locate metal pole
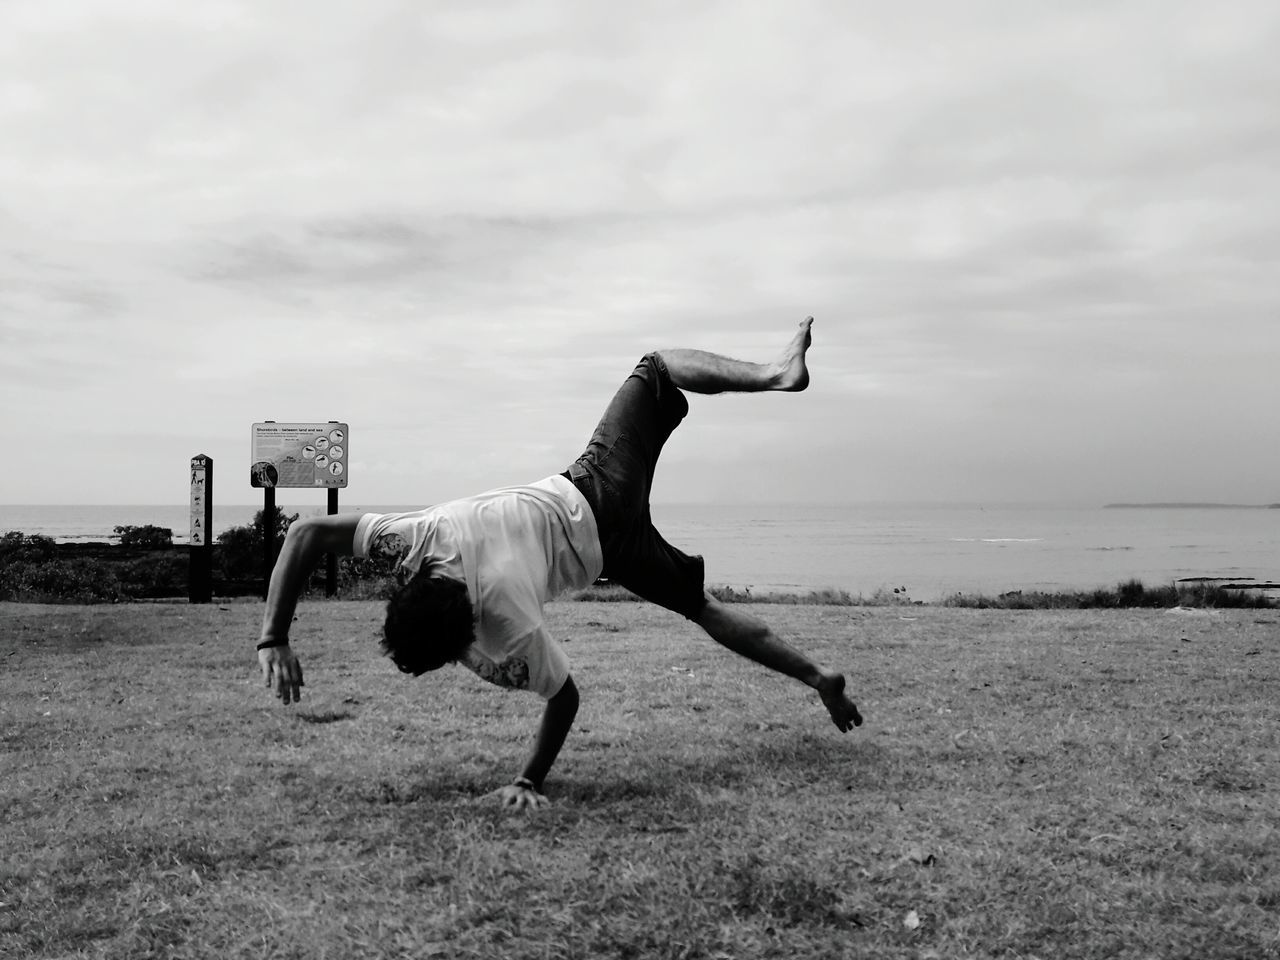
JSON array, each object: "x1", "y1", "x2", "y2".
[
  {"x1": 263, "y1": 485, "x2": 276, "y2": 599},
  {"x1": 326, "y1": 487, "x2": 339, "y2": 597}
]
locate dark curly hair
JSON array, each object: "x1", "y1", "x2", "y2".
[{"x1": 381, "y1": 574, "x2": 476, "y2": 675}]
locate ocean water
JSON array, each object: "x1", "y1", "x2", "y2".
[{"x1": 3, "y1": 502, "x2": 1277, "y2": 601}]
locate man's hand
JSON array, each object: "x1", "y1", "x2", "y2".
[
  {"x1": 259, "y1": 644, "x2": 304, "y2": 705},
  {"x1": 492, "y1": 781, "x2": 551, "y2": 812}
]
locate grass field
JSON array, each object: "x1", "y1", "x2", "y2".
[{"x1": 2, "y1": 599, "x2": 1278, "y2": 959}]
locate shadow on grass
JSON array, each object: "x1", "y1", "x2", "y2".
[
  {"x1": 332, "y1": 734, "x2": 909, "y2": 808},
  {"x1": 558, "y1": 775, "x2": 684, "y2": 804},
  {"x1": 311, "y1": 731, "x2": 908, "y2": 819},
  {"x1": 351, "y1": 765, "x2": 727, "y2": 807},
  {"x1": 738, "y1": 734, "x2": 897, "y2": 785},
  {"x1": 294, "y1": 710, "x2": 355, "y2": 725}
]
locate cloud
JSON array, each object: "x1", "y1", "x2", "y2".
[{"x1": 2, "y1": 0, "x2": 1279, "y2": 504}]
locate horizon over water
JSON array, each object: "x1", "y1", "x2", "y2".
[{"x1": 3, "y1": 501, "x2": 1278, "y2": 602}]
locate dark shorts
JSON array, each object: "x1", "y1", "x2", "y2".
[{"x1": 563, "y1": 353, "x2": 707, "y2": 620}]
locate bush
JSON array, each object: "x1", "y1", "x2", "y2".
[
  {"x1": 0, "y1": 531, "x2": 57, "y2": 565},
  {"x1": 118, "y1": 554, "x2": 189, "y2": 598},
  {"x1": 570, "y1": 581, "x2": 643, "y2": 602},
  {"x1": 318, "y1": 556, "x2": 399, "y2": 600},
  {"x1": 708, "y1": 584, "x2": 860, "y2": 605},
  {"x1": 212, "y1": 512, "x2": 401, "y2": 597},
  {"x1": 0, "y1": 558, "x2": 124, "y2": 603},
  {"x1": 942, "y1": 579, "x2": 1274, "y2": 610},
  {"x1": 0, "y1": 530, "x2": 139, "y2": 601},
  {"x1": 216, "y1": 509, "x2": 298, "y2": 581},
  {"x1": 114, "y1": 525, "x2": 173, "y2": 549},
  {"x1": 568, "y1": 582, "x2": 861, "y2": 606}
]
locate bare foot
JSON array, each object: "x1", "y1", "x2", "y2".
[
  {"x1": 771, "y1": 316, "x2": 813, "y2": 391},
  {"x1": 817, "y1": 670, "x2": 862, "y2": 732}
]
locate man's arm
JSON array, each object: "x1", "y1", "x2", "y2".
[
  {"x1": 496, "y1": 674, "x2": 579, "y2": 810},
  {"x1": 257, "y1": 514, "x2": 363, "y2": 705}
]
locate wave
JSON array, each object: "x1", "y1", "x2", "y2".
[{"x1": 950, "y1": 537, "x2": 1045, "y2": 543}]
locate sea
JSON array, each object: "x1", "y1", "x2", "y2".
[{"x1": 3, "y1": 502, "x2": 1278, "y2": 602}]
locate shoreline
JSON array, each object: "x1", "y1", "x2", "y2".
[
  {"x1": 43, "y1": 543, "x2": 1280, "y2": 603},
  {"x1": 6, "y1": 516, "x2": 1279, "y2": 606}
]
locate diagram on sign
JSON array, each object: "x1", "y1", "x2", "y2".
[
  {"x1": 190, "y1": 455, "x2": 211, "y2": 546},
  {"x1": 251, "y1": 423, "x2": 350, "y2": 488}
]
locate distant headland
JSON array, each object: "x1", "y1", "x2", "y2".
[{"x1": 1103, "y1": 502, "x2": 1280, "y2": 509}]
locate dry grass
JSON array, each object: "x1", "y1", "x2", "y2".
[{"x1": 2, "y1": 600, "x2": 1278, "y2": 958}]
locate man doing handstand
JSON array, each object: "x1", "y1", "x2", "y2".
[{"x1": 257, "y1": 318, "x2": 862, "y2": 809}]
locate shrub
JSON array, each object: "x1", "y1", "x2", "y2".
[
  {"x1": 1177, "y1": 581, "x2": 1274, "y2": 609},
  {"x1": 216, "y1": 509, "x2": 298, "y2": 581},
  {"x1": 709, "y1": 584, "x2": 755, "y2": 603},
  {"x1": 211, "y1": 513, "x2": 400, "y2": 597},
  {"x1": 0, "y1": 558, "x2": 124, "y2": 603},
  {"x1": 570, "y1": 581, "x2": 643, "y2": 602},
  {"x1": 114, "y1": 524, "x2": 174, "y2": 549},
  {"x1": 0, "y1": 531, "x2": 138, "y2": 602},
  {"x1": 303, "y1": 555, "x2": 399, "y2": 600},
  {"x1": 117, "y1": 554, "x2": 189, "y2": 598},
  {"x1": 942, "y1": 579, "x2": 1274, "y2": 610},
  {"x1": 568, "y1": 582, "x2": 860, "y2": 606},
  {"x1": 709, "y1": 584, "x2": 860, "y2": 605},
  {"x1": 867, "y1": 585, "x2": 915, "y2": 606},
  {"x1": 0, "y1": 531, "x2": 57, "y2": 565},
  {"x1": 1115, "y1": 577, "x2": 1178, "y2": 607}
]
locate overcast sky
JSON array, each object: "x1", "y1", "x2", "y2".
[{"x1": 3, "y1": 0, "x2": 1277, "y2": 508}]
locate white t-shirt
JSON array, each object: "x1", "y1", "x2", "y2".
[{"x1": 353, "y1": 474, "x2": 603, "y2": 700}]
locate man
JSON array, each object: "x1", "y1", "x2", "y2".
[{"x1": 257, "y1": 318, "x2": 862, "y2": 809}]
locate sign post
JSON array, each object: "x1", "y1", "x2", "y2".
[
  {"x1": 189, "y1": 455, "x2": 213, "y2": 604},
  {"x1": 262, "y1": 485, "x2": 276, "y2": 599},
  {"x1": 327, "y1": 487, "x2": 339, "y2": 597},
  {"x1": 250, "y1": 421, "x2": 349, "y2": 599}
]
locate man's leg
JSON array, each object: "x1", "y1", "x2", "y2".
[
  {"x1": 696, "y1": 595, "x2": 863, "y2": 732},
  {"x1": 657, "y1": 317, "x2": 861, "y2": 731},
  {"x1": 658, "y1": 317, "x2": 813, "y2": 394},
  {"x1": 584, "y1": 316, "x2": 862, "y2": 731}
]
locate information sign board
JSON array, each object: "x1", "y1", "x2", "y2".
[
  {"x1": 250, "y1": 422, "x2": 349, "y2": 488},
  {"x1": 190, "y1": 455, "x2": 212, "y2": 544}
]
